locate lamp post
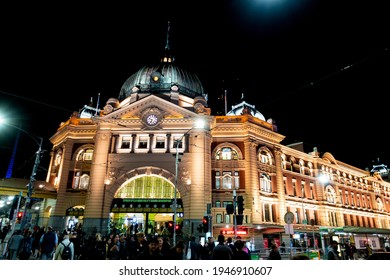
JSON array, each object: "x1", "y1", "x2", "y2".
[
  {"x1": 173, "y1": 118, "x2": 206, "y2": 245},
  {"x1": 0, "y1": 118, "x2": 43, "y2": 229}
]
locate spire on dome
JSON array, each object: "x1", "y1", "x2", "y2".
[{"x1": 161, "y1": 21, "x2": 174, "y2": 63}]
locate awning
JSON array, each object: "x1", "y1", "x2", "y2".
[
  {"x1": 343, "y1": 226, "x2": 390, "y2": 235},
  {"x1": 254, "y1": 225, "x2": 285, "y2": 234},
  {"x1": 320, "y1": 226, "x2": 390, "y2": 235}
]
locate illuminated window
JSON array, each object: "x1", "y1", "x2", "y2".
[
  {"x1": 121, "y1": 136, "x2": 131, "y2": 149},
  {"x1": 215, "y1": 172, "x2": 221, "y2": 189},
  {"x1": 215, "y1": 147, "x2": 238, "y2": 160},
  {"x1": 72, "y1": 148, "x2": 93, "y2": 190},
  {"x1": 215, "y1": 171, "x2": 240, "y2": 189},
  {"x1": 260, "y1": 173, "x2": 272, "y2": 192},
  {"x1": 325, "y1": 186, "x2": 336, "y2": 203},
  {"x1": 155, "y1": 136, "x2": 166, "y2": 149},
  {"x1": 172, "y1": 135, "x2": 184, "y2": 150},
  {"x1": 138, "y1": 136, "x2": 149, "y2": 149}
]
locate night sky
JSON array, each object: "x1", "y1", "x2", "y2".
[{"x1": 0, "y1": 1, "x2": 389, "y2": 180}]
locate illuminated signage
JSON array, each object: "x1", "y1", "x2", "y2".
[
  {"x1": 111, "y1": 198, "x2": 183, "y2": 213},
  {"x1": 220, "y1": 230, "x2": 247, "y2": 235}
]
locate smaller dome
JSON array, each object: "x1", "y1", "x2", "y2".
[
  {"x1": 106, "y1": 98, "x2": 120, "y2": 108},
  {"x1": 227, "y1": 101, "x2": 266, "y2": 121}
]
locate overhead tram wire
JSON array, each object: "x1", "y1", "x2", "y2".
[
  {"x1": 259, "y1": 47, "x2": 389, "y2": 109},
  {"x1": 0, "y1": 89, "x2": 74, "y2": 114}
]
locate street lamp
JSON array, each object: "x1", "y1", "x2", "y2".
[
  {"x1": 0, "y1": 118, "x2": 43, "y2": 229},
  {"x1": 173, "y1": 118, "x2": 205, "y2": 245}
]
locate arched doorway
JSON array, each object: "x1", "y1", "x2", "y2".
[{"x1": 110, "y1": 174, "x2": 183, "y2": 237}]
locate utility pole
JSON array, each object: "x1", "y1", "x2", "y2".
[{"x1": 233, "y1": 189, "x2": 237, "y2": 239}]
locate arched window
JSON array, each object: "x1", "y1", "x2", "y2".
[
  {"x1": 116, "y1": 175, "x2": 179, "y2": 199},
  {"x1": 215, "y1": 147, "x2": 238, "y2": 160},
  {"x1": 325, "y1": 185, "x2": 336, "y2": 203},
  {"x1": 72, "y1": 148, "x2": 94, "y2": 190},
  {"x1": 259, "y1": 150, "x2": 272, "y2": 165},
  {"x1": 377, "y1": 197, "x2": 384, "y2": 211}
]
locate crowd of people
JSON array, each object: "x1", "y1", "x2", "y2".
[
  {"x1": 1, "y1": 225, "x2": 254, "y2": 260},
  {"x1": 4, "y1": 224, "x2": 387, "y2": 260}
]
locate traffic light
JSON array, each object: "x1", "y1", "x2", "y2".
[
  {"x1": 237, "y1": 195, "x2": 244, "y2": 214},
  {"x1": 17, "y1": 211, "x2": 23, "y2": 222},
  {"x1": 202, "y1": 216, "x2": 209, "y2": 233},
  {"x1": 226, "y1": 203, "x2": 234, "y2": 214},
  {"x1": 166, "y1": 221, "x2": 174, "y2": 235}
]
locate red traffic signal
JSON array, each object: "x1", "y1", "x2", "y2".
[
  {"x1": 202, "y1": 216, "x2": 209, "y2": 233},
  {"x1": 17, "y1": 212, "x2": 23, "y2": 221}
]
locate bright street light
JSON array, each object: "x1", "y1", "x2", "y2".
[{"x1": 0, "y1": 116, "x2": 43, "y2": 229}]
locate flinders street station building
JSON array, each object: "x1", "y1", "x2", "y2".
[{"x1": 1, "y1": 41, "x2": 390, "y2": 253}]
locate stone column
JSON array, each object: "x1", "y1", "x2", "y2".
[
  {"x1": 83, "y1": 129, "x2": 111, "y2": 235},
  {"x1": 274, "y1": 147, "x2": 287, "y2": 224},
  {"x1": 244, "y1": 140, "x2": 262, "y2": 224},
  {"x1": 50, "y1": 140, "x2": 74, "y2": 230}
]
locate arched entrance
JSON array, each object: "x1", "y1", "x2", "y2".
[
  {"x1": 109, "y1": 174, "x2": 183, "y2": 237},
  {"x1": 65, "y1": 205, "x2": 84, "y2": 232}
]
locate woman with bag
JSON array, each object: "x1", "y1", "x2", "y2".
[{"x1": 186, "y1": 236, "x2": 199, "y2": 260}]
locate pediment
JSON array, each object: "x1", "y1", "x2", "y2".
[{"x1": 100, "y1": 94, "x2": 199, "y2": 123}]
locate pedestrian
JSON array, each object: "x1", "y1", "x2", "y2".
[
  {"x1": 268, "y1": 244, "x2": 282, "y2": 260},
  {"x1": 232, "y1": 240, "x2": 251, "y2": 260},
  {"x1": 89, "y1": 232, "x2": 107, "y2": 260},
  {"x1": 327, "y1": 240, "x2": 340, "y2": 260},
  {"x1": 186, "y1": 236, "x2": 200, "y2": 260},
  {"x1": 211, "y1": 234, "x2": 233, "y2": 260},
  {"x1": 280, "y1": 241, "x2": 286, "y2": 253},
  {"x1": 18, "y1": 230, "x2": 33, "y2": 260},
  {"x1": 170, "y1": 239, "x2": 185, "y2": 260},
  {"x1": 7, "y1": 230, "x2": 24, "y2": 260},
  {"x1": 54, "y1": 233, "x2": 74, "y2": 260},
  {"x1": 350, "y1": 242, "x2": 358, "y2": 260},
  {"x1": 39, "y1": 226, "x2": 58, "y2": 260},
  {"x1": 136, "y1": 237, "x2": 164, "y2": 260},
  {"x1": 343, "y1": 241, "x2": 351, "y2": 260}
]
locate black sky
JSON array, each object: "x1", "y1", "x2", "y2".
[{"x1": 0, "y1": 1, "x2": 389, "y2": 179}]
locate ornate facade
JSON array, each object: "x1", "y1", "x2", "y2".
[{"x1": 42, "y1": 42, "x2": 390, "y2": 252}]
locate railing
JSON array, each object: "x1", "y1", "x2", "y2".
[{"x1": 251, "y1": 247, "x2": 322, "y2": 260}]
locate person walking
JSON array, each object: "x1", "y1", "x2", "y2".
[
  {"x1": 232, "y1": 240, "x2": 251, "y2": 260},
  {"x1": 211, "y1": 234, "x2": 233, "y2": 260},
  {"x1": 327, "y1": 240, "x2": 340, "y2": 260},
  {"x1": 18, "y1": 230, "x2": 33, "y2": 260},
  {"x1": 186, "y1": 236, "x2": 200, "y2": 260},
  {"x1": 268, "y1": 244, "x2": 282, "y2": 260},
  {"x1": 39, "y1": 226, "x2": 58, "y2": 260},
  {"x1": 89, "y1": 232, "x2": 107, "y2": 260},
  {"x1": 7, "y1": 230, "x2": 24, "y2": 260},
  {"x1": 54, "y1": 233, "x2": 74, "y2": 260},
  {"x1": 350, "y1": 242, "x2": 358, "y2": 260},
  {"x1": 343, "y1": 241, "x2": 351, "y2": 260}
]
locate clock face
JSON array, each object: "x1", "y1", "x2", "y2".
[
  {"x1": 284, "y1": 212, "x2": 295, "y2": 224},
  {"x1": 146, "y1": 114, "x2": 158, "y2": 126}
]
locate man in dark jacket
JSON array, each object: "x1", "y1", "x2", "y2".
[
  {"x1": 211, "y1": 234, "x2": 233, "y2": 260},
  {"x1": 40, "y1": 226, "x2": 58, "y2": 260}
]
